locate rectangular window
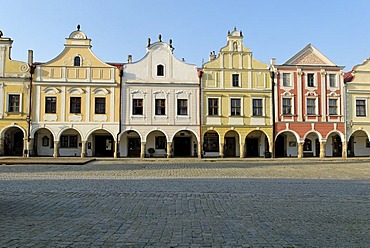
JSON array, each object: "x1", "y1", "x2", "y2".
[
  {"x1": 155, "y1": 99, "x2": 166, "y2": 115},
  {"x1": 232, "y1": 74, "x2": 239, "y2": 87},
  {"x1": 307, "y1": 98, "x2": 316, "y2": 115},
  {"x1": 8, "y1": 94, "x2": 20, "y2": 112},
  {"x1": 60, "y1": 135, "x2": 78, "y2": 148},
  {"x1": 70, "y1": 97, "x2": 81, "y2": 114},
  {"x1": 307, "y1": 73, "x2": 315, "y2": 87},
  {"x1": 177, "y1": 99, "x2": 188, "y2": 115},
  {"x1": 95, "y1": 97, "x2": 106, "y2": 114},
  {"x1": 356, "y1": 99, "x2": 366, "y2": 117},
  {"x1": 230, "y1": 99, "x2": 241, "y2": 116},
  {"x1": 132, "y1": 99, "x2": 143, "y2": 115},
  {"x1": 155, "y1": 136, "x2": 166, "y2": 149},
  {"x1": 282, "y1": 98, "x2": 292, "y2": 115},
  {"x1": 252, "y1": 99, "x2": 263, "y2": 116},
  {"x1": 329, "y1": 74, "x2": 336, "y2": 88},
  {"x1": 45, "y1": 97, "x2": 57, "y2": 113},
  {"x1": 329, "y1": 99, "x2": 337, "y2": 115},
  {"x1": 208, "y1": 98, "x2": 218, "y2": 116},
  {"x1": 282, "y1": 73, "x2": 291, "y2": 87}
]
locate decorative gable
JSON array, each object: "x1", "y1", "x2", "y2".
[{"x1": 284, "y1": 44, "x2": 336, "y2": 66}]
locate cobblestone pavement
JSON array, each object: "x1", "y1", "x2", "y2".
[{"x1": 0, "y1": 160, "x2": 369, "y2": 247}]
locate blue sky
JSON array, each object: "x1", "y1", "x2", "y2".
[{"x1": 2, "y1": 0, "x2": 370, "y2": 70}]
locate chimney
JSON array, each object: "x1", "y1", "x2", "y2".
[
  {"x1": 127, "y1": 55, "x2": 132, "y2": 63},
  {"x1": 270, "y1": 58, "x2": 276, "y2": 66},
  {"x1": 209, "y1": 51, "x2": 216, "y2": 61},
  {"x1": 28, "y1": 50, "x2": 33, "y2": 65}
]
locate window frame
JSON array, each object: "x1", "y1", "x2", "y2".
[
  {"x1": 94, "y1": 97, "x2": 106, "y2": 114},
  {"x1": 232, "y1": 74, "x2": 239, "y2": 87},
  {"x1": 155, "y1": 136, "x2": 166, "y2": 149},
  {"x1": 328, "y1": 73, "x2": 337, "y2": 88},
  {"x1": 356, "y1": 99, "x2": 366, "y2": 117},
  {"x1": 208, "y1": 98, "x2": 219, "y2": 116},
  {"x1": 132, "y1": 98, "x2": 143, "y2": 115},
  {"x1": 60, "y1": 135, "x2": 78, "y2": 148},
  {"x1": 252, "y1": 98, "x2": 263, "y2": 116},
  {"x1": 328, "y1": 99, "x2": 338, "y2": 115},
  {"x1": 8, "y1": 94, "x2": 21, "y2": 113},
  {"x1": 156, "y1": 64, "x2": 164, "y2": 77},
  {"x1": 74, "y1": 56, "x2": 81, "y2": 67},
  {"x1": 306, "y1": 98, "x2": 316, "y2": 115},
  {"x1": 230, "y1": 98, "x2": 241, "y2": 116},
  {"x1": 155, "y1": 99, "x2": 166, "y2": 115},
  {"x1": 177, "y1": 99, "x2": 188, "y2": 116},
  {"x1": 307, "y1": 73, "x2": 315, "y2": 87},
  {"x1": 282, "y1": 97, "x2": 292, "y2": 115},
  {"x1": 282, "y1": 73, "x2": 291, "y2": 87},
  {"x1": 45, "y1": 96, "x2": 57, "y2": 114},
  {"x1": 70, "y1": 97, "x2": 81, "y2": 114}
]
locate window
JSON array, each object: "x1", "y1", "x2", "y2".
[
  {"x1": 252, "y1": 99, "x2": 263, "y2": 116},
  {"x1": 303, "y1": 139, "x2": 312, "y2": 151},
  {"x1": 45, "y1": 97, "x2": 57, "y2": 113},
  {"x1": 74, "y1": 56, "x2": 81, "y2": 66},
  {"x1": 307, "y1": 98, "x2": 316, "y2": 115},
  {"x1": 95, "y1": 97, "x2": 105, "y2": 114},
  {"x1": 177, "y1": 99, "x2": 188, "y2": 115},
  {"x1": 155, "y1": 99, "x2": 166, "y2": 115},
  {"x1": 329, "y1": 99, "x2": 337, "y2": 115},
  {"x1": 155, "y1": 136, "x2": 166, "y2": 149},
  {"x1": 203, "y1": 132, "x2": 219, "y2": 152},
  {"x1": 208, "y1": 98, "x2": 218, "y2": 116},
  {"x1": 232, "y1": 74, "x2": 239, "y2": 87},
  {"x1": 231, "y1": 99, "x2": 241, "y2": 116},
  {"x1": 282, "y1": 73, "x2": 291, "y2": 87},
  {"x1": 356, "y1": 99, "x2": 366, "y2": 117},
  {"x1": 70, "y1": 97, "x2": 81, "y2": 114},
  {"x1": 133, "y1": 99, "x2": 143, "y2": 115},
  {"x1": 157, "y1": 64, "x2": 164, "y2": 76},
  {"x1": 282, "y1": 98, "x2": 292, "y2": 115},
  {"x1": 8, "y1": 94, "x2": 20, "y2": 112},
  {"x1": 60, "y1": 135, "x2": 78, "y2": 148},
  {"x1": 329, "y1": 74, "x2": 336, "y2": 88},
  {"x1": 42, "y1": 136, "x2": 49, "y2": 147},
  {"x1": 307, "y1": 73, "x2": 315, "y2": 87}
]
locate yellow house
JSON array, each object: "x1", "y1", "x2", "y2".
[
  {"x1": 0, "y1": 31, "x2": 31, "y2": 156},
  {"x1": 345, "y1": 59, "x2": 370, "y2": 157},
  {"x1": 31, "y1": 26, "x2": 121, "y2": 157},
  {"x1": 202, "y1": 28, "x2": 273, "y2": 158}
]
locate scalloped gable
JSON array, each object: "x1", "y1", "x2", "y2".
[{"x1": 284, "y1": 44, "x2": 336, "y2": 66}]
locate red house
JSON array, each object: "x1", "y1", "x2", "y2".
[{"x1": 272, "y1": 44, "x2": 345, "y2": 158}]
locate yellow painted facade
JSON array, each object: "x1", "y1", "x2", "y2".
[
  {"x1": 202, "y1": 28, "x2": 273, "y2": 157},
  {"x1": 0, "y1": 33, "x2": 31, "y2": 156},
  {"x1": 31, "y1": 27, "x2": 121, "y2": 157}
]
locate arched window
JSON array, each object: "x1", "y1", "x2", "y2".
[
  {"x1": 74, "y1": 56, "x2": 81, "y2": 66},
  {"x1": 157, "y1": 64, "x2": 164, "y2": 76},
  {"x1": 42, "y1": 136, "x2": 50, "y2": 146}
]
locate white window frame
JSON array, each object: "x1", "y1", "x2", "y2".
[
  {"x1": 231, "y1": 73, "x2": 240, "y2": 87},
  {"x1": 328, "y1": 98, "x2": 339, "y2": 116},
  {"x1": 328, "y1": 73, "x2": 338, "y2": 89},
  {"x1": 306, "y1": 98, "x2": 317, "y2": 115},
  {"x1": 6, "y1": 93, "x2": 22, "y2": 114},
  {"x1": 355, "y1": 98, "x2": 367, "y2": 117},
  {"x1": 230, "y1": 97, "x2": 242, "y2": 117},
  {"x1": 282, "y1": 72, "x2": 292, "y2": 87},
  {"x1": 306, "y1": 72, "x2": 316, "y2": 88},
  {"x1": 251, "y1": 97, "x2": 264, "y2": 117},
  {"x1": 207, "y1": 96, "x2": 221, "y2": 117},
  {"x1": 156, "y1": 64, "x2": 165, "y2": 77}
]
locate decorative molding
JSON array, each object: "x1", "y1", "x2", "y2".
[
  {"x1": 175, "y1": 90, "x2": 191, "y2": 96},
  {"x1": 43, "y1": 87, "x2": 60, "y2": 95},
  {"x1": 153, "y1": 90, "x2": 169, "y2": 95},
  {"x1": 68, "y1": 87, "x2": 85, "y2": 95},
  {"x1": 305, "y1": 91, "x2": 318, "y2": 97},
  {"x1": 93, "y1": 88, "x2": 110, "y2": 95},
  {"x1": 93, "y1": 114, "x2": 107, "y2": 122},
  {"x1": 68, "y1": 115, "x2": 82, "y2": 121},
  {"x1": 130, "y1": 89, "x2": 146, "y2": 95},
  {"x1": 43, "y1": 114, "x2": 58, "y2": 121}
]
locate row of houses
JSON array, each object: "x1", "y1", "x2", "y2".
[{"x1": 0, "y1": 26, "x2": 369, "y2": 158}]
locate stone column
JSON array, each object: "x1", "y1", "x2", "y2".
[
  {"x1": 23, "y1": 137, "x2": 28, "y2": 157},
  {"x1": 81, "y1": 141, "x2": 86, "y2": 158},
  {"x1": 342, "y1": 141, "x2": 347, "y2": 158},
  {"x1": 240, "y1": 143, "x2": 245, "y2": 158},
  {"x1": 166, "y1": 142, "x2": 172, "y2": 158},
  {"x1": 298, "y1": 142, "x2": 304, "y2": 158},
  {"x1": 28, "y1": 138, "x2": 34, "y2": 157},
  {"x1": 140, "y1": 142, "x2": 146, "y2": 158},
  {"x1": 53, "y1": 141, "x2": 59, "y2": 158},
  {"x1": 319, "y1": 142, "x2": 326, "y2": 158},
  {"x1": 219, "y1": 142, "x2": 224, "y2": 158},
  {"x1": 198, "y1": 142, "x2": 202, "y2": 158},
  {"x1": 0, "y1": 137, "x2": 4, "y2": 156},
  {"x1": 269, "y1": 141, "x2": 274, "y2": 158},
  {"x1": 113, "y1": 140, "x2": 119, "y2": 158}
]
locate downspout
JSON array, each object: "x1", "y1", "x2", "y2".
[
  {"x1": 198, "y1": 69, "x2": 203, "y2": 158},
  {"x1": 117, "y1": 67, "x2": 123, "y2": 158},
  {"x1": 269, "y1": 59, "x2": 276, "y2": 158},
  {"x1": 27, "y1": 50, "x2": 34, "y2": 157}
]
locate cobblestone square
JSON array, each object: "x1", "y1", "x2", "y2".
[{"x1": 0, "y1": 159, "x2": 369, "y2": 247}]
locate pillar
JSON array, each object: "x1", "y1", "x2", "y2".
[
  {"x1": 342, "y1": 141, "x2": 347, "y2": 158},
  {"x1": 269, "y1": 141, "x2": 274, "y2": 158},
  {"x1": 198, "y1": 141, "x2": 202, "y2": 158},
  {"x1": 298, "y1": 142, "x2": 304, "y2": 158},
  {"x1": 81, "y1": 141, "x2": 86, "y2": 158},
  {"x1": 28, "y1": 138, "x2": 34, "y2": 157},
  {"x1": 113, "y1": 140, "x2": 119, "y2": 158},
  {"x1": 240, "y1": 143, "x2": 245, "y2": 158},
  {"x1": 219, "y1": 142, "x2": 224, "y2": 158},
  {"x1": 166, "y1": 142, "x2": 172, "y2": 158},
  {"x1": 140, "y1": 142, "x2": 146, "y2": 158},
  {"x1": 23, "y1": 137, "x2": 28, "y2": 157},
  {"x1": 53, "y1": 141, "x2": 59, "y2": 158},
  {"x1": 319, "y1": 142, "x2": 326, "y2": 158},
  {"x1": 0, "y1": 137, "x2": 4, "y2": 156}
]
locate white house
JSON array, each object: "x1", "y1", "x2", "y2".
[{"x1": 119, "y1": 36, "x2": 200, "y2": 158}]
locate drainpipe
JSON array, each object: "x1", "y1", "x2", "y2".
[
  {"x1": 117, "y1": 67, "x2": 123, "y2": 158},
  {"x1": 27, "y1": 50, "x2": 34, "y2": 157},
  {"x1": 269, "y1": 60, "x2": 276, "y2": 158},
  {"x1": 198, "y1": 69, "x2": 203, "y2": 158}
]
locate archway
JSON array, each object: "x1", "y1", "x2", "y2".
[
  {"x1": 87, "y1": 129, "x2": 114, "y2": 157},
  {"x1": 173, "y1": 130, "x2": 198, "y2": 157},
  {"x1": 348, "y1": 130, "x2": 370, "y2": 157},
  {"x1": 146, "y1": 130, "x2": 167, "y2": 157},
  {"x1": 58, "y1": 129, "x2": 82, "y2": 157},
  {"x1": 303, "y1": 132, "x2": 320, "y2": 157},
  {"x1": 275, "y1": 131, "x2": 298, "y2": 158},
  {"x1": 326, "y1": 132, "x2": 343, "y2": 157},
  {"x1": 224, "y1": 130, "x2": 240, "y2": 157},
  {"x1": 33, "y1": 128, "x2": 54, "y2": 156},
  {"x1": 120, "y1": 130, "x2": 141, "y2": 157},
  {"x1": 3, "y1": 127, "x2": 24, "y2": 156},
  {"x1": 203, "y1": 131, "x2": 219, "y2": 157},
  {"x1": 245, "y1": 130, "x2": 268, "y2": 157}
]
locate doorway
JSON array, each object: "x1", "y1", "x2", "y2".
[
  {"x1": 173, "y1": 137, "x2": 191, "y2": 157},
  {"x1": 95, "y1": 135, "x2": 114, "y2": 157},
  {"x1": 128, "y1": 138, "x2": 141, "y2": 157},
  {"x1": 224, "y1": 137, "x2": 236, "y2": 157},
  {"x1": 246, "y1": 138, "x2": 259, "y2": 157}
]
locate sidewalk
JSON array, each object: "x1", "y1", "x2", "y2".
[{"x1": 0, "y1": 157, "x2": 95, "y2": 165}]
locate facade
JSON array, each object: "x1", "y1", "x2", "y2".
[
  {"x1": 119, "y1": 36, "x2": 200, "y2": 158},
  {"x1": 31, "y1": 26, "x2": 121, "y2": 157},
  {"x1": 273, "y1": 44, "x2": 346, "y2": 158},
  {"x1": 344, "y1": 60, "x2": 370, "y2": 157},
  {"x1": 202, "y1": 28, "x2": 273, "y2": 158},
  {"x1": 0, "y1": 31, "x2": 31, "y2": 156}
]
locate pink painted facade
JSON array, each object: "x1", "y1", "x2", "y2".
[{"x1": 272, "y1": 44, "x2": 345, "y2": 158}]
